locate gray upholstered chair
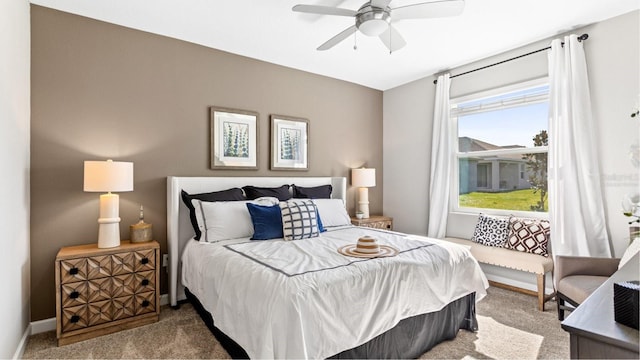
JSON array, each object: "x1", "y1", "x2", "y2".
[{"x1": 555, "y1": 256, "x2": 620, "y2": 320}]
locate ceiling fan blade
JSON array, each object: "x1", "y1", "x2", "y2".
[
  {"x1": 379, "y1": 26, "x2": 407, "y2": 52},
  {"x1": 292, "y1": 4, "x2": 357, "y2": 17},
  {"x1": 370, "y1": 0, "x2": 392, "y2": 8},
  {"x1": 391, "y1": 0, "x2": 464, "y2": 20},
  {"x1": 317, "y1": 25, "x2": 357, "y2": 51}
]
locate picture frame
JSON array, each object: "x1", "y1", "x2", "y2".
[
  {"x1": 270, "y1": 115, "x2": 309, "y2": 171},
  {"x1": 210, "y1": 107, "x2": 259, "y2": 169}
]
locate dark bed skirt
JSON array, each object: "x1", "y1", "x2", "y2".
[{"x1": 184, "y1": 287, "x2": 477, "y2": 359}]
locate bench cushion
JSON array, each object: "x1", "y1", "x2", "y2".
[{"x1": 443, "y1": 237, "x2": 554, "y2": 274}]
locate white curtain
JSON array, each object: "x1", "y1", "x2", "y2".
[
  {"x1": 548, "y1": 34, "x2": 611, "y2": 257},
  {"x1": 427, "y1": 73, "x2": 451, "y2": 238}
]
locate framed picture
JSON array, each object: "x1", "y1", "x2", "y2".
[
  {"x1": 270, "y1": 115, "x2": 309, "y2": 171},
  {"x1": 210, "y1": 107, "x2": 259, "y2": 169}
]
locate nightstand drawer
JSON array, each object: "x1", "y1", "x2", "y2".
[
  {"x1": 134, "y1": 291, "x2": 156, "y2": 315},
  {"x1": 134, "y1": 270, "x2": 156, "y2": 293},
  {"x1": 133, "y1": 249, "x2": 156, "y2": 272},
  {"x1": 59, "y1": 258, "x2": 88, "y2": 284},
  {"x1": 60, "y1": 282, "x2": 89, "y2": 307},
  {"x1": 61, "y1": 304, "x2": 88, "y2": 332}
]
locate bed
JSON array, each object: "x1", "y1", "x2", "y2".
[{"x1": 167, "y1": 176, "x2": 488, "y2": 359}]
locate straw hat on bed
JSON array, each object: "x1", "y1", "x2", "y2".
[{"x1": 338, "y1": 236, "x2": 398, "y2": 258}]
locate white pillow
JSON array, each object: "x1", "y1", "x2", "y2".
[
  {"x1": 252, "y1": 197, "x2": 280, "y2": 206},
  {"x1": 280, "y1": 200, "x2": 320, "y2": 241},
  {"x1": 312, "y1": 199, "x2": 351, "y2": 227},
  {"x1": 619, "y1": 237, "x2": 640, "y2": 269},
  {"x1": 192, "y1": 200, "x2": 254, "y2": 243}
]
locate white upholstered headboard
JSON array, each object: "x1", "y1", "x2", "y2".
[{"x1": 166, "y1": 176, "x2": 347, "y2": 306}]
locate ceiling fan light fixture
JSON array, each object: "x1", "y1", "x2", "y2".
[
  {"x1": 356, "y1": 6, "x2": 390, "y2": 36},
  {"x1": 294, "y1": 0, "x2": 465, "y2": 51}
]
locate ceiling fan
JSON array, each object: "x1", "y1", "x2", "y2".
[{"x1": 292, "y1": 0, "x2": 465, "y2": 52}]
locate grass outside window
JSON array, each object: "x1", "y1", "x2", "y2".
[{"x1": 459, "y1": 189, "x2": 548, "y2": 212}]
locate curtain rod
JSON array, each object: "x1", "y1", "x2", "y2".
[{"x1": 433, "y1": 33, "x2": 589, "y2": 84}]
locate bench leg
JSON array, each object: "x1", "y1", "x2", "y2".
[{"x1": 537, "y1": 273, "x2": 545, "y2": 311}]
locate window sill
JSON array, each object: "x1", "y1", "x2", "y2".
[{"x1": 449, "y1": 208, "x2": 549, "y2": 220}]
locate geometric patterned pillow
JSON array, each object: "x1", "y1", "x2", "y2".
[
  {"x1": 279, "y1": 200, "x2": 319, "y2": 241},
  {"x1": 504, "y1": 217, "x2": 550, "y2": 257},
  {"x1": 470, "y1": 213, "x2": 510, "y2": 247}
]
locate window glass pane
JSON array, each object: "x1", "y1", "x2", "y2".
[
  {"x1": 454, "y1": 82, "x2": 549, "y2": 214},
  {"x1": 458, "y1": 102, "x2": 548, "y2": 152},
  {"x1": 458, "y1": 153, "x2": 548, "y2": 212},
  {"x1": 457, "y1": 85, "x2": 549, "y2": 110}
]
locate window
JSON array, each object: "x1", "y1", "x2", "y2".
[
  {"x1": 477, "y1": 163, "x2": 490, "y2": 188},
  {"x1": 451, "y1": 79, "x2": 549, "y2": 214}
]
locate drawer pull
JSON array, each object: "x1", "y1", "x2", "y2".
[
  {"x1": 142, "y1": 300, "x2": 150, "y2": 307},
  {"x1": 141, "y1": 279, "x2": 149, "y2": 286},
  {"x1": 70, "y1": 315, "x2": 80, "y2": 323},
  {"x1": 141, "y1": 258, "x2": 149, "y2": 265},
  {"x1": 70, "y1": 291, "x2": 80, "y2": 299},
  {"x1": 69, "y1": 267, "x2": 79, "y2": 275}
]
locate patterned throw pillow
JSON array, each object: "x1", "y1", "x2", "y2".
[
  {"x1": 470, "y1": 213, "x2": 510, "y2": 247},
  {"x1": 505, "y1": 217, "x2": 550, "y2": 257},
  {"x1": 279, "y1": 200, "x2": 320, "y2": 241}
]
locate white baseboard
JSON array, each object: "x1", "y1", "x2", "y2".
[
  {"x1": 485, "y1": 273, "x2": 537, "y2": 291},
  {"x1": 30, "y1": 317, "x2": 55, "y2": 335},
  {"x1": 160, "y1": 293, "x2": 169, "y2": 306},
  {"x1": 12, "y1": 324, "x2": 30, "y2": 360},
  {"x1": 29, "y1": 293, "x2": 170, "y2": 336}
]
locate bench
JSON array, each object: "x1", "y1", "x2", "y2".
[{"x1": 442, "y1": 236, "x2": 555, "y2": 311}]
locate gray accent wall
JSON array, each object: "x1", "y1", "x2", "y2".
[
  {"x1": 1, "y1": 0, "x2": 31, "y2": 357},
  {"x1": 384, "y1": 11, "x2": 639, "y2": 289},
  {"x1": 30, "y1": 5, "x2": 383, "y2": 321}
]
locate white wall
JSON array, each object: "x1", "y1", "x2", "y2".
[
  {"x1": 383, "y1": 79, "x2": 435, "y2": 234},
  {"x1": 384, "y1": 11, "x2": 639, "y2": 287},
  {"x1": 0, "y1": 0, "x2": 31, "y2": 358}
]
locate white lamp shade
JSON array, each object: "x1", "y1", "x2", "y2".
[
  {"x1": 84, "y1": 160, "x2": 134, "y2": 192},
  {"x1": 352, "y1": 168, "x2": 376, "y2": 188}
]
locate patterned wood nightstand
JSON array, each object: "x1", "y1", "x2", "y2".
[
  {"x1": 55, "y1": 240, "x2": 160, "y2": 346},
  {"x1": 351, "y1": 215, "x2": 393, "y2": 230}
]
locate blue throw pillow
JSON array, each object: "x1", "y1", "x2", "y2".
[
  {"x1": 246, "y1": 203, "x2": 284, "y2": 240},
  {"x1": 316, "y1": 209, "x2": 326, "y2": 233}
]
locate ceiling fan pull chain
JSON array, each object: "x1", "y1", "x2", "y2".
[
  {"x1": 389, "y1": 24, "x2": 392, "y2": 54},
  {"x1": 353, "y1": 31, "x2": 358, "y2": 50}
]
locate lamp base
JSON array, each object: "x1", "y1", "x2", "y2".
[
  {"x1": 357, "y1": 187, "x2": 370, "y2": 219},
  {"x1": 97, "y1": 193, "x2": 122, "y2": 248},
  {"x1": 98, "y1": 223, "x2": 121, "y2": 248}
]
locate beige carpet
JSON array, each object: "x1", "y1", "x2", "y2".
[{"x1": 22, "y1": 287, "x2": 569, "y2": 359}]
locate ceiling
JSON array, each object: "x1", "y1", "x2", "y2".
[{"x1": 30, "y1": 0, "x2": 639, "y2": 91}]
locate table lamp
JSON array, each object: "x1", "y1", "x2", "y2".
[
  {"x1": 84, "y1": 159, "x2": 134, "y2": 248},
  {"x1": 352, "y1": 167, "x2": 376, "y2": 219}
]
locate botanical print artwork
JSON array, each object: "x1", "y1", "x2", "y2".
[
  {"x1": 223, "y1": 121, "x2": 250, "y2": 158},
  {"x1": 210, "y1": 106, "x2": 258, "y2": 169},
  {"x1": 270, "y1": 115, "x2": 308, "y2": 170},
  {"x1": 280, "y1": 127, "x2": 302, "y2": 161}
]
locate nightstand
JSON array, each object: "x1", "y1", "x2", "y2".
[
  {"x1": 55, "y1": 240, "x2": 160, "y2": 346},
  {"x1": 351, "y1": 215, "x2": 393, "y2": 230}
]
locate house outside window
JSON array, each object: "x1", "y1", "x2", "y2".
[{"x1": 450, "y1": 78, "x2": 549, "y2": 215}]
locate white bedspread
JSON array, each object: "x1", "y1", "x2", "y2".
[{"x1": 181, "y1": 226, "x2": 488, "y2": 359}]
